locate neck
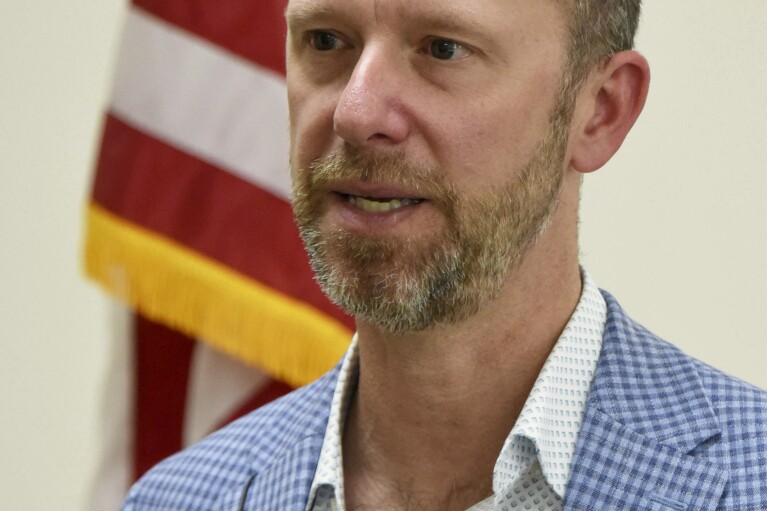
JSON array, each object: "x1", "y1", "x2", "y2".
[{"x1": 343, "y1": 230, "x2": 582, "y2": 510}]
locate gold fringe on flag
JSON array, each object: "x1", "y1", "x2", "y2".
[{"x1": 83, "y1": 203, "x2": 352, "y2": 388}]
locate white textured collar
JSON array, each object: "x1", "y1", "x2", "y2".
[{"x1": 493, "y1": 272, "x2": 606, "y2": 500}]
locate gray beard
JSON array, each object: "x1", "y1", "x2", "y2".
[{"x1": 291, "y1": 99, "x2": 571, "y2": 334}]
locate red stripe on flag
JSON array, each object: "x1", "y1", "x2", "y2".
[
  {"x1": 133, "y1": 314, "x2": 195, "y2": 480},
  {"x1": 92, "y1": 115, "x2": 352, "y2": 328},
  {"x1": 132, "y1": 0, "x2": 288, "y2": 76}
]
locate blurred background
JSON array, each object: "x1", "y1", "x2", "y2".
[{"x1": 0, "y1": 0, "x2": 765, "y2": 509}]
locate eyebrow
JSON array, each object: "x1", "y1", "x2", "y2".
[
  {"x1": 285, "y1": 2, "x2": 335, "y2": 28},
  {"x1": 416, "y1": 13, "x2": 487, "y2": 40},
  {"x1": 406, "y1": 6, "x2": 496, "y2": 50}
]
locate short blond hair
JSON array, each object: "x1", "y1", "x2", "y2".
[{"x1": 561, "y1": 0, "x2": 642, "y2": 85}]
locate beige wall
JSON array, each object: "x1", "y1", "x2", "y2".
[
  {"x1": 0, "y1": 1, "x2": 764, "y2": 509},
  {"x1": 0, "y1": 0, "x2": 120, "y2": 508},
  {"x1": 581, "y1": 1, "x2": 767, "y2": 386}
]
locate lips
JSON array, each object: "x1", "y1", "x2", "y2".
[
  {"x1": 343, "y1": 194, "x2": 423, "y2": 213},
  {"x1": 329, "y1": 180, "x2": 427, "y2": 214}
]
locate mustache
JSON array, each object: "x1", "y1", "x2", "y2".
[{"x1": 307, "y1": 148, "x2": 457, "y2": 207}]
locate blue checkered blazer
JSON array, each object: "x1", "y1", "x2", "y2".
[{"x1": 123, "y1": 292, "x2": 767, "y2": 510}]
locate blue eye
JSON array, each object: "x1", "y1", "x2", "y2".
[
  {"x1": 429, "y1": 39, "x2": 467, "y2": 60},
  {"x1": 310, "y1": 31, "x2": 342, "y2": 51}
]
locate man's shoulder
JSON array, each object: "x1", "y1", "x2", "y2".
[
  {"x1": 603, "y1": 288, "x2": 767, "y2": 413},
  {"x1": 121, "y1": 364, "x2": 340, "y2": 510},
  {"x1": 599, "y1": 290, "x2": 767, "y2": 502},
  {"x1": 688, "y1": 348, "x2": 767, "y2": 471}
]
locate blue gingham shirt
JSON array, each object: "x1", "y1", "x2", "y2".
[{"x1": 306, "y1": 271, "x2": 607, "y2": 511}]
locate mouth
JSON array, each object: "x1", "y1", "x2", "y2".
[
  {"x1": 322, "y1": 187, "x2": 438, "y2": 234},
  {"x1": 341, "y1": 193, "x2": 424, "y2": 213}
]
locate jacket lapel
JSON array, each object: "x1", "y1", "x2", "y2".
[
  {"x1": 247, "y1": 434, "x2": 325, "y2": 511},
  {"x1": 563, "y1": 291, "x2": 728, "y2": 511},
  {"x1": 215, "y1": 434, "x2": 324, "y2": 511},
  {"x1": 215, "y1": 364, "x2": 342, "y2": 511}
]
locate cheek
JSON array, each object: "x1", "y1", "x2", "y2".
[
  {"x1": 436, "y1": 102, "x2": 541, "y2": 187},
  {"x1": 288, "y1": 84, "x2": 339, "y2": 168}
]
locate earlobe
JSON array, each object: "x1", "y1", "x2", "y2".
[{"x1": 570, "y1": 50, "x2": 651, "y2": 173}]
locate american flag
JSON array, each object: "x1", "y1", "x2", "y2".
[{"x1": 83, "y1": 2, "x2": 353, "y2": 507}]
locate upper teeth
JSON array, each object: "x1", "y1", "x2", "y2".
[{"x1": 347, "y1": 195, "x2": 420, "y2": 213}]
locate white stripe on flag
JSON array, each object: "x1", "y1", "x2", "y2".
[
  {"x1": 111, "y1": 7, "x2": 292, "y2": 201},
  {"x1": 183, "y1": 342, "x2": 271, "y2": 446}
]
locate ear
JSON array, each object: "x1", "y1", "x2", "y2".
[{"x1": 569, "y1": 50, "x2": 650, "y2": 173}]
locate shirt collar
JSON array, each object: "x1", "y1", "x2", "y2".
[
  {"x1": 494, "y1": 270, "x2": 606, "y2": 499},
  {"x1": 307, "y1": 270, "x2": 607, "y2": 510},
  {"x1": 306, "y1": 333, "x2": 360, "y2": 511}
]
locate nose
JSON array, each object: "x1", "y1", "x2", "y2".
[{"x1": 333, "y1": 46, "x2": 410, "y2": 148}]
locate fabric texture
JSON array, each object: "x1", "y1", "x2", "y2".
[
  {"x1": 122, "y1": 291, "x2": 767, "y2": 511},
  {"x1": 306, "y1": 272, "x2": 607, "y2": 511}
]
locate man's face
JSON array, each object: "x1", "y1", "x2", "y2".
[{"x1": 286, "y1": 0, "x2": 575, "y2": 333}]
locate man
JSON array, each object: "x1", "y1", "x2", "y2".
[{"x1": 122, "y1": 0, "x2": 767, "y2": 509}]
